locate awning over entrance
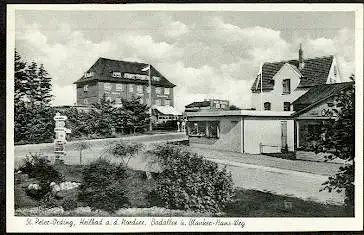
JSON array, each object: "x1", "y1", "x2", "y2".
[{"x1": 152, "y1": 105, "x2": 182, "y2": 116}]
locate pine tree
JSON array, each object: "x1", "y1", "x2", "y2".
[
  {"x1": 37, "y1": 64, "x2": 53, "y2": 104},
  {"x1": 14, "y1": 50, "x2": 28, "y2": 104}
]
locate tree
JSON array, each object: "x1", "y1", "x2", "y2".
[
  {"x1": 14, "y1": 50, "x2": 55, "y2": 144},
  {"x1": 14, "y1": 50, "x2": 28, "y2": 105},
  {"x1": 37, "y1": 64, "x2": 53, "y2": 104},
  {"x1": 121, "y1": 96, "x2": 149, "y2": 134},
  {"x1": 229, "y1": 104, "x2": 240, "y2": 110},
  {"x1": 307, "y1": 82, "x2": 355, "y2": 212}
]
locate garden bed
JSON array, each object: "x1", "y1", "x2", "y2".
[{"x1": 15, "y1": 162, "x2": 351, "y2": 217}]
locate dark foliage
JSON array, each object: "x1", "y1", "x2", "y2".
[
  {"x1": 17, "y1": 153, "x2": 63, "y2": 200},
  {"x1": 300, "y1": 81, "x2": 355, "y2": 211},
  {"x1": 14, "y1": 50, "x2": 55, "y2": 144},
  {"x1": 148, "y1": 144, "x2": 234, "y2": 213},
  {"x1": 78, "y1": 158, "x2": 128, "y2": 212},
  {"x1": 153, "y1": 120, "x2": 178, "y2": 131}
]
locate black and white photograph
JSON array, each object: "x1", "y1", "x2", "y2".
[{"x1": 6, "y1": 3, "x2": 363, "y2": 233}]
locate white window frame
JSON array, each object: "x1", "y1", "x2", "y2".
[
  {"x1": 83, "y1": 85, "x2": 88, "y2": 92},
  {"x1": 165, "y1": 99, "x2": 170, "y2": 106},
  {"x1": 282, "y1": 79, "x2": 291, "y2": 95},
  {"x1": 115, "y1": 84, "x2": 123, "y2": 92},
  {"x1": 112, "y1": 72, "x2": 122, "y2": 78},
  {"x1": 129, "y1": 84, "x2": 134, "y2": 92},
  {"x1": 155, "y1": 87, "x2": 161, "y2": 94},
  {"x1": 164, "y1": 87, "x2": 170, "y2": 95},
  {"x1": 83, "y1": 98, "x2": 88, "y2": 105},
  {"x1": 104, "y1": 83, "x2": 112, "y2": 91},
  {"x1": 137, "y1": 85, "x2": 143, "y2": 94}
]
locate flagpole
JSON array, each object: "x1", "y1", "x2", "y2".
[
  {"x1": 148, "y1": 64, "x2": 152, "y2": 131},
  {"x1": 260, "y1": 63, "x2": 263, "y2": 111}
]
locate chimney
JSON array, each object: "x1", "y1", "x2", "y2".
[{"x1": 298, "y1": 43, "x2": 304, "y2": 70}]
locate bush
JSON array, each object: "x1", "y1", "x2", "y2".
[
  {"x1": 17, "y1": 153, "x2": 63, "y2": 200},
  {"x1": 78, "y1": 158, "x2": 128, "y2": 212},
  {"x1": 148, "y1": 144, "x2": 234, "y2": 213},
  {"x1": 107, "y1": 141, "x2": 143, "y2": 167}
]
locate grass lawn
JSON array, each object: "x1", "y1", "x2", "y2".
[{"x1": 15, "y1": 163, "x2": 351, "y2": 217}]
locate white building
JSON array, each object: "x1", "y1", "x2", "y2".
[
  {"x1": 186, "y1": 110, "x2": 294, "y2": 154},
  {"x1": 251, "y1": 44, "x2": 342, "y2": 111}
]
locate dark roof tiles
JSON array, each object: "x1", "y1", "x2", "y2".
[
  {"x1": 251, "y1": 56, "x2": 334, "y2": 92},
  {"x1": 74, "y1": 57, "x2": 176, "y2": 88},
  {"x1": 292, "y1": 82, "x2": 354, "y2": 112}
]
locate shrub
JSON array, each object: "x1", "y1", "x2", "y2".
[
  {"x1": 107, "y1": 141, "x2": 143, "y2": 167},
  {"x1": 61, "y1": 198, "x2": 79, "y2": 211},
  {"x1": 148, "y1": 144, "x2": 234, "y2": 213},
  {"x1": 17, "y1": 153, "x2": 63, "y2": 200},
  {"x1": 78, "y1": 158, "x2": 128, "y2": 212}
]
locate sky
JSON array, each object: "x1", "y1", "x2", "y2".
[{"x1": 15, "y1": 10, "x2": 355, "y2": 112}]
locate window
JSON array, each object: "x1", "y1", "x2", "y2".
[
  {"x1": 164, "y1": 88, "x2": 170, "y2": 95},
  {"x1": 216, "y1": 103, "x2": 221, "y2": 109},
  {"x1": 83, "y1": 98, "x2": 88, "y2": 105},
  {"x1": 83, "y1": 85, "x2": 88, "y2": 92},
  {"x1": 112, "y1": 72, "x2": 122, "y2": 78},
  {"x1": 84, "y1": 71, "x2": 94, "y2": 78},
  {"x1": 155, "y1": 87, "x2": 161, "y2": 94},
  {"x1": 155, "y1": 99, "x2": 161, "y2": 106},
  {"x1": 128, "y1": 84, "x2": 134, "y2": 92},
  {"x1": 264, "y1": 102, "x2": 271, "y2": 111},
  {"x1": 282, "y1": 79, "x2": 291, "y2": 94},
  {"x1": 115, "y1": 98, "x2": 121, "y2": 104},
  {"x1": 165, "y1": 99, "x2": 171, "y2": 106},
  {"x1": 136, "y1": 85, "x2": 143, "y2": 93},
  {"x1": 152, "y1": 76, "x2": 160, "y2": 82},
  {"x1": 187, "y1": 121, "x2": 220, "y2": 138},
  {"x1": 104, "y1": 83, "x2": 112, "y2": 91},
  {"x1": 283, "y1": 102, "x2": 291, "y2": 111},
  {"x1": 116, "y1": 84, "x2": 123, "y2": 92}
]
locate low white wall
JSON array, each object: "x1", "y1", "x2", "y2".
[{"x1": 244, "y1": 118, "x2": 294, "y2": 154}]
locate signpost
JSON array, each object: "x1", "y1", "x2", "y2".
[{"x1": 53, "y1": 112, "x2": 71, "y2": 164}]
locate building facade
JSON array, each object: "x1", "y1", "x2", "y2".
[
  {"x1": 292, "y1": 82, "x2": 354, "y2": 149},
  {"x1": 74, "y1": 58, "x2": 176, "y2": 107},
  {"x1": 251, "y1": 45, "x2": 342, "y2": 111},
  {"x1": 186, "y1": 110, "x2": 294, "y2": 154},
  {"x1": 185, "y1": 99, "x2": 230, "y2": 112}
]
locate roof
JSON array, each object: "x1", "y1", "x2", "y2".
[
  {"x1": 187, "y1": 110, "x2": 294, "y2": 118},
  {"x1": 251, "y1": 55, "x2": 334, "y2": 92},
  {"x1": 153, "y1": 105, "x2": 182, "y2": 116},
  {"x1": 74, "y1": 57, "x2": 176, "y2": 88},
  {"x1": 292, "y1": 82, "x2": 354, "y2": 114},
  {"x1": 185, "y1": 101, "x2": 211, "y2": 108}
]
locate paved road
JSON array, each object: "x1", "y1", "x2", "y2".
[
  {"x1": 190, "y1": 148, "x2": 344, "y2": 205},
  {"x1": 14, "y1": 132, "x2": 188, "y2": 168}
]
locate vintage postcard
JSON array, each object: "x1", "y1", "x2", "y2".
[{"x1": 6, "y1": 3, "x2": 363, "y2": 233}]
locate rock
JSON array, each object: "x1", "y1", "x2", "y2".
[{"x1": 46, "y1": 207, "x2": 64, "y2": 215}]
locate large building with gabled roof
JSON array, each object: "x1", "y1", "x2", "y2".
[
  {"x1": 251, "y1": 44, "x2": 342, "y2": 111},
  {"x1": 74, "y1": 57, "x2": 176, "y2": 107}
]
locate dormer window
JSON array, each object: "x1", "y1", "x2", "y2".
[
  {"x1": 282, "y1": 79, "x2": 291, "y2": 94},
  {"x1": 112, "y1": 72, "x2": 122, "y2": 78},
  {"x1": 152, "y1": 76, "x2": 160, "y2": 82},
  {"x1": 84, "y1": 72, "x2": 94, "y2": 78}
]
